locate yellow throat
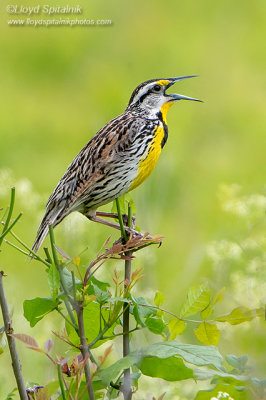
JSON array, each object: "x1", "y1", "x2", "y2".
[{"x1": 129, "y1": 101, "x2": 174, "y2": 191}]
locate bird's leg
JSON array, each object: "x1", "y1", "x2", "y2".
[
  {"x1": 96, "y1": 211, "x2": 136, "y2": 226},
  {"x1": 88, "y1": 215, "x2": 141, "y2": 237},
  {"x1": 96, "y1": 211, "x2": 119, "y2": 219}
]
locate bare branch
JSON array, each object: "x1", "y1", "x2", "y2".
[{"x1": 0, "y1": 271, "x2": 28, "y2": 400}]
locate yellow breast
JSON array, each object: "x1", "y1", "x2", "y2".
[{"x1": 129, "y1": 125, "x2": 165, "y2": 191}]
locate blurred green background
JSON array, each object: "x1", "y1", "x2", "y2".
[{"x1": 1, "y1": 0, "x2": 266, "y2": 398}]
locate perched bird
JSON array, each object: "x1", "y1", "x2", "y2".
[{"x1": 32, "y1": 76, "x2": 201, "y2": 253}]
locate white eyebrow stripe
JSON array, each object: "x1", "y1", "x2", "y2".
[{"x1": 131, "y1": 82, "x2": 156, "y2": 105}]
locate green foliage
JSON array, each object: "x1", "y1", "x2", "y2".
[
  {"x1": 201, "y1": 287, "x2": 225, "y2": 320},
  {"x1": 0, "y1": 330, "x2": 6, "y2": 355},
  {"x1": 139, "y1": 356, "x2": 193, "y2": 381},
  {"x1": 130, "y1": 295, "x2": 157, "y2": 326},
  {"x1": 154, "y1": 291, "x2": 166, "y2": 307},
  {"x1": 168, "y1": 318, "x2": 187, "y2": 339},
  {"x1": 1, "y1": 189, "x2": 266, "y2": 399},
  {"x1": 23, "y1": 297, "x2": 60, "y2": 327},
  {"x1": 216, "y1": 306, "x2": 264, "y2": 325},
  {"x1": 47, "y1": 263, "x2": 60, "y2": 298},
  {"x1": 111, "y1": 193, "x2": 136, "y2": 216},
  {"x1": 195, "y1": 384, "x2": 248, "y2": 400},
  {"x1": 66, "y1": 301, "x2": 114, "y2": 348},
  {"x1": 4, "y1": 388, "x2": 18, "y2": 400},
  {"x1": 43, "y1": 381, "x2": 59, "y2": 398},
  {"x1": 180, "y1": 284, "x2": 210, "y2": 317},
  {"x1": 145, "y1": 317, "x2": 166, "y2": 335},
  {"x1": 226, "y1": 354, "x2": 249, "y2": 373},
  {"x1": 99, "y1": 341, "x2": 224, "y2": 384},
  {"x1": 194, "y1": 323, "x2": 220, "y2": 346}
]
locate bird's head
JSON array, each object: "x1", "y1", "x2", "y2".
[{"x1": 127, "y1": 76, "x2": 201, "y2": 121}]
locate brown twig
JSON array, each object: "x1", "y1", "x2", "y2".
[
  {"x1": 76, "y1": 302, "x2": 95, "y2": 400},
  {"x1": 0, "y1": 271, "x2": 28, "y2": 400},
  {"x1": 116, "y1": 199, "x2": 133, "y2": 400},
  {"x1": 122, "y1": 256, "x2": 132, "y2": 400}
]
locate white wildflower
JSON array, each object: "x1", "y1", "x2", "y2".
[
  {"x1": 206, "y1": 240, "x2": 242, "y2": 263},
  {"x1": 218, "y1": 183, "x2": 266, "y2": 218}
]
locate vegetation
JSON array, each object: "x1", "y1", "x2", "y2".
[
  {"x1": 0, "y1": 189, "x2": 265, "y2": 399},
  {"x1": 1, "y1": 0, "x2": 266, "y2": 398}
]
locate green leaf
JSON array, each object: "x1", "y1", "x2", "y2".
[
  {"x1": 226, "y1": 354, "x2": 249, "y2": 371},
  {"x1": 43, "y1": 381, "x2": 59, "y2": 397},
  {"x1": 145, "y1": 317, "x2": 166, "y2": 335},
  {"x1": 47, "y1": 263, "x2": 60, "y2": 298},
  {"x1": 168, "y1": 319, "x2": 186, "y2": 340},
  {"x1": 66, "y1": 302, "x2": 114, "y2": 348},
  {"x1": 130, "y1": 296, "x2": 157, "y2": 326},
  {"x1": 92, "y1": 283, "x2": 111, "y2": 304},
  {"x1": 0, "y1": 331, "x2": 6, "y2": 355},
  {"x1": 23, "y1": 297, "x2": 60, "y2": 327},
  {"x1": 251, "y1": 378, "x2": 266, "y2": 398},
  {"x1": 195, "y1": 383, "x2": 249, "y2": 399},
  {"x1": 132, "y1": 304, "x2": 145, "y2": 327},
  {"x1": 90, "y1": 276, "x2": 110, "y2": 291},
  {"x1": 99, "y1": 352, "x2": 136, "y2": 385},
  {"x1": 212, "y1": 286, "x2": 226, "y2": 305},
  {"x1": 99, "y1": 340, "x2": 223, "y2": 384},
  {"x1": 194, "y1": 367, "x2": 248, "y2": 383},
  {"x1": 140, "y1": 356, "x2": 193, "y2": 381},
  {"x1": 180, "y1": 284, "x2": 210, "y2": 317},
  {"x1": 194, "y1": 323, "x2": 220, "y2": 346},
  {"x1": 61, "y1": 267, "x2": 82, "y2": 293},
  {"x1": 5, "y1": 388, "x2": 18, "y2": 400},
  {"x1": 154, "y1": 291, "x2": 165, "y2": 307},
  {"x1": 144, "y1": 341, "x2": 223, "y2": 369},
  {"x1": 201, "y1": 287, "x2": 226, "y2": 319},
  {"x1": 216, "y1": 306, "x2": 264, "y2": 325},
  {"x1": 131, "y1": 296, "x2": 157, "y2": 318}
]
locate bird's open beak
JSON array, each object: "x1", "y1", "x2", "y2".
[{"x1": 166, "y1": 76, "x2": 202, "y2": 102}]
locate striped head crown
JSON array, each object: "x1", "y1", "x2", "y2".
[{"x1": 127, "y1": 76, "x2": 201, "y2": 118}]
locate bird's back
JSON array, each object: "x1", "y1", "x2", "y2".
[{"x1": 32, "y1": 110, "x2": 161, "y2": 252}]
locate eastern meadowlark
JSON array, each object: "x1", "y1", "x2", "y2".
[{"x1": 32, "y1": 76, "x2": 201, "y2": 253}]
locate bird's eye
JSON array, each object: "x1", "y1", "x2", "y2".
[{"x1": 153, "y1": 84, "x2": 161, "y2": 92}]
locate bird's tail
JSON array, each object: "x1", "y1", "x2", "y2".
[
  {"x1": 31, "y1": 222, "x2": 50, "y2": 254},
  {"x1": 31, "y1": 206, "x2": 64, "y2": 255}
]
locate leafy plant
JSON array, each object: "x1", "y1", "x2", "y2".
[{"x1": 0, "y1": 188, "x2": 265, "y2": 399}]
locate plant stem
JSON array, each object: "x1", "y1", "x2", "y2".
[
  {"x1": 122, "y1": 256, "x2": 132, "y2": 400},
  {"x1": 44, "y1": 247, "x2": 53, "y2": 264},
  {"x1": 56, "y1": 308, "x2": 78, "y2": 330},
  {"x1": 0, "y1": 272, "x2": 28, "y2": 400},
  {"x1": 136, "y1": 302, "x2": 206, "y2": 323},
  {"x1": 122, "y1": 201, "x2": 133, "y2": 400},
  {"x1": 48, "y1": 226, "x2": 78, "y2": 330},
  {"x1": 76, "y1": 303, "x2": 95, "y2": 400},
  {"x1": 10, "y1": 230, "x2": 51, "y2": 268},
  {"x1": 102, "y1": 327, "x2": 140, "y2": 340},
  {"x1": 57, "y1": 363, "x2": 67, "y2": 400},
  {"x1": 0, "y1": 212, "x2": 23, "y2": 244},
  {"x1": 4, "y1": 240, "x2": 29, "y2": 257},
  {"x1": 115, "y1": 199, "x2": 127, "y2": 242},
  {"x1": 71, "y1": 271, "x2": 77, "y2": 303},
  {"x1": 88, "y1": 324, "x2": 110, "y2": 348},
  {"x1": 0, "y1": 187, "x2": 15, "y2": 247}
]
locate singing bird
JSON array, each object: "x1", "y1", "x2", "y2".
[{"x1": 32, "y1": 76, "x2": 201, "y2": 253}]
